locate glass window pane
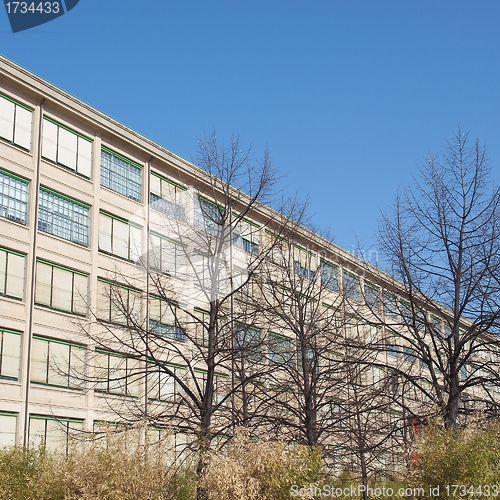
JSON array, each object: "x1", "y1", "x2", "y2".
[
  {"x1": 149, "y1": 297, "x2": 161, "y2": 322},
  {"x1": 99, "y1": 213, "x2": 112, "y2": 253},
  {"x1": 14, "y1": 106, "x2": 32, "y2": 150},
  {"x1": 72, "y1": 273, "x2": 88, "y2": 315},
  {"x1": 129, "y1": 225, "x2": 142, "y2": 263},
  {"x1": 112, "y1": 219, "x2": 129, "y2": 259},
  {"x1": 1, "y1": 332, "x2": 21, "y2": 379},
  {"x1": 77, "y1": 137, "x2": 92, "y2": 177},
  {"x1": 31, "y1": 338, "x2": 48, "y2": 383},
  {"x1": 0, "y1": 250, "x2": 6, "y2": 295},
  {"x1": 147, "y1": 370, "x2": 159, "y2": 400},
  {"x1": 0, "y1": 414, "x2": 16, "y2": 447},
  {"x1": 45, "y1": 419, "x2": 65, "y2": 452},
  {"x1": 69, "y1": 346, "x2": 85, "y2": 389},
  {"x1": 150, "y1": 174, "x2": 161, "y2": 196},
  {"x1": 42, "y1": 119, "x2": 58, "y2": 162},
  {"x1": 6, "y1": 252, "x2": 25, "y2": 299},
  {"x1": 110, "y1": 286, "x2": 127, "y2": 325},
  {"x1": 0, "y1": 97, "x2": 15, "y2": 142},
  {"x1": 108, "y1": 355, "x2": 126, "y2": 394},
  {"x1": 35, "y1": 262, "x2": 52, "y2": 307},
  {"x1": 47, "y1": 341, "x2": 69, "y2": 387},
  {"x1": 96, "y1": 281, "x2": 110, "y2": 321},
  {"x1": 57, "y1": 127, "x2": 78, "y2": 171},
  {"x1": 28, "y1": 418, "x2": 46, "y2": 449},
  {"x1": 94, "y1": 352, "x2": 109, "y2": 392},
  {"x1": 51, "y1": 267, "x2": 72, "y2": 312}
]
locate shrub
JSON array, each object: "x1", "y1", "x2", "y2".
[
  {"x1": 0, "y1": 426, "x2": 197, "y2": 500},
  {"x1": 410, "y1": 418, "x2": 500, "y2": 497},
  {"x1": 0, "y1": 447, "x2": 65, "y2": 500},
  {"x1": 201, "y1": 429, "x2": 325, "y2": 500}
]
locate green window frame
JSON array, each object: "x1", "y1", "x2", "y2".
[
  {"x1": 38, "y1": 187, "x2": 90, "y2": 246},
  {"x1": 0, "y1": 412, "x2": 17, "y2": 447},
  {"x1": 100, "y1": 147, "x2": 142, "y2": 202},
  {"x1": 0, "y1": 92, "x2": 32, "y2": 150},
  {"x1": 0, "y1": 247, "x2": 25, "y2": 300},
  {"x1": 35, "y1": 259, "x2": 88, "y2": 316},
  {"x1": 96, "y1": 278, "x2": 142, "y2": 326},
  {"x1": 343, "y1": 270, "x2": 360, "y2": 302},
  {"x1": 42, "y1": 117, "x2": 92, "y2": 177},
  {"x1": 150, "y1": 171, "x2": 186, "y2": 220},
  {"x1": 0, "y1": 328, "x2": 21, "y2": 380},
  {"x1": 31, "y1": 336, "x2": 85, "y2": 389},
  {"x1": 149, "y1": 232, "x2": 185, "y2": 278},
  {"x1": 29, "y1": 415, "x2": 83, "y2": 453},
  {"x1": 147, "y1": 362, "x2": 185, "y2": 402},
  {"x1": 268, "y1": 332, "x2": 293, "y2": 366},
  {"x1": 99, "y1": 211, "x2": 142, "y2": 262},
  {"x1": 320, "y1": 260, "x2": 339, "y2": 291},
  {"x1": 94, "y1": 350, "x2": 141, "y2": 397},
  {"x1": 0, "y1": 167, "x2": 29, "y2": 224}
]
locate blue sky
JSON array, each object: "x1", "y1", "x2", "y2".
[{"x1": 2, "y1": 0, "x2": 500, "y2": 264}]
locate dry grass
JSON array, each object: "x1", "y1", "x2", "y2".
[{"x1": 201, "y1": 429, "x2": 324, "y2": 500}]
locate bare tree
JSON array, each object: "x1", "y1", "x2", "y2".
[
  {"x1": 81, "y1": 132, "x2": 306, "y2": 500},
  {"x1": 375, "y1": 127, "x2": 500, "y2": 428},
  {"x1": 251, "y1": 238, "x2": 349, "y2": 452}
]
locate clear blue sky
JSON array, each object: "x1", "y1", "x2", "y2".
[{"x1": 2, "y1": 0, "x2": 500, "y2": 264}]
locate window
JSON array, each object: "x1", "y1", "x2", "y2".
[
  {"x1": 294, "y1": 246, "x2": 316, "y2": 280},
  {"x1": 367, "y1": 366, "x2": 383, "y2": 387},
  {"x1": 0, "y1": 168, "x2": 28, "y2": 224},
  {"x1": 94, "y1": 350, "x2": 140, "y2": 397},
  {"x1": 0, "y1": 412, "x2": 17, "y2": 447},
  {"x1": 31, "y1": 336, "x2": 85, "y2": 389},
  {"x1": 96, "y1": 279, "x2": 141, "y2": 326},
  {"x1": 147, "y1": 364, "x2": 185, "y2": 402},
  {"x1": 364, "y1": 282, "x2": 380, "y2": 310},
  {"x1": 0, "y1": 92, "x2": 32, "y2": 150},
  {"x1": 403, "y1": 346, "x2": 416, "y2": 363},
  {"x1": 149, "y1": 296, "x2": 186, "y2": 341},
  {"x1": 297, "y1": 344, "x2": 318, "y2": 374},
  {"x1": 383, "y1": 292, "x2": 398, "y2": 319},
  {"x1": 150, "y1": 172, "x2": 185, "y2": 220},
  {"x1": 400, "y1": 300, "x2": 413, "y2": 324},
  {"x1": 29, "y1": 415, "x2": 83, "y2": 453},
  {"x1": 192, "y1": 308, "x2": 209, "y2": 347},
  {"x1": 0, "y1": 328, "x2": 21, "y2": 380},
  {"x1": 194, "y1": 197, "x2": 224, "y2": 236},
  {"x1": 193, "y1": 252, "x2": 227, "y2": 292},
  {"x1": 430, "y1": 315, "x2": 443, "y2": 338},
  {"x1": 233, "y1": 219, "x2": 259, "y2": 255},
  {"x1": 386, "y1": 340, "x2": 401, "y2": 357},
  {"x1": 38, "y1": 188, "x2": 89, "y2": 246},
  {"x1": 149, "y1": 232, "x2": 185, "y2": 277},
  {"x1": 268, "y1": 332, "x2": 293, "y2": 366},
  {"x1": 35, "y1": 260, "x2": 88, "y2": 315},
  {"x1": 0, "y1": 247, "x2": 25, "y2": 300},
  {"x1": 100, "y1": 147, "x2": 142, "y2": 201},
  {"x1": 343, "y1": 270, "x2": 360, "y2": 301},
  {"x1": 265, "y1": 232, "x2": 287, "y2": 266},
  {"x1": 194, "y1": 370, "x2": 227, "y2": 405},
  {"x1": 99, "y1": 211, "x2": 142, "y2": 262},
  {"x1": 42, "y1": 117, "x2": 92, "y2": 177},
  {"x1": 320, "y1": 260, "x2": 339, "y2": 291},
  {"x1": 235, "y1": 325, "x2": 262, "y2": 361}
]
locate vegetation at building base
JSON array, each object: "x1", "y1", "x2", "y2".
[
  {"x1": 409, "y1": 418, "x2": 500, "y2": 497},
  {"x1": 3, "y1": 419, "x2": 500, "y2": 499}
]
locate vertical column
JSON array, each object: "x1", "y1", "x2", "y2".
[{"x1": 20, "y1": 98, "x2": 44, "y2": 447}]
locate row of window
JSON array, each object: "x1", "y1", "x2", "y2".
[
  {"x1": 0, "y1": 93, "x2": 189, "y2": 211},
  {"x1": 0, "y1": 242, "x2": 456, "y2": 350},
  {"x1": 0, "y1": 412, "x2": 190, "y2": 455}
]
